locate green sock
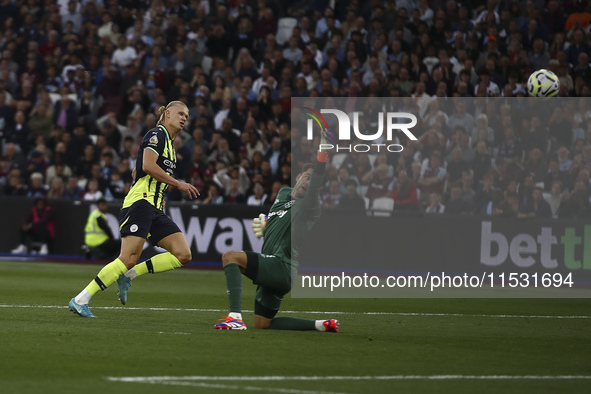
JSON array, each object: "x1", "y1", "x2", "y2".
[
  {"x1": 134, "y1": 252, "x2": 182, "y2": 277},
  {"x1": 268, "y1": 317, "x2": 316, "y2": 331},
  {"x1": 84, "y1": 259, "x2": 127, "y2": 296},
  {"x1": 224, "y1": 263, "x2": 242, "y2": 313}
]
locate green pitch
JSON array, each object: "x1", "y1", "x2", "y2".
[{"x1": 1, "y1": 261, "x2": 590, "y2": 394}]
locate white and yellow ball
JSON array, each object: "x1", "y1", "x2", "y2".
[{"x1": 527, "y1": 69, "x2": 559, "y2": 98}]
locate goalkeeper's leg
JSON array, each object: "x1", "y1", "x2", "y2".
[
  {"x1": 254, "y1": 301, "x2": 339, "y2": 333},
  {"x1": 214, "y1": 251, "x2": 249, "y2": 329}
]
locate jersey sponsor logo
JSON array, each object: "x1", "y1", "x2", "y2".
[
  {"x1": 149, "y1": 134, "x2": 158, "y2": 145},
  {"x1": 130, "y1": 224, "x2": 138, "y2": 232},
  {"x1": 268, "y1": 209, "x2": 289, "y2": 219},
  {"x1": 163, "y1": 159, "x2": 176, "y2": 169}
]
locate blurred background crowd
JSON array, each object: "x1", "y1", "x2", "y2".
[{"x1": 0, "y1": 0, "x2": 591, "y2": 218}]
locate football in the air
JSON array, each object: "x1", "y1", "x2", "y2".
[{"x1": 527, "y1": 69, "x2": 559, "y2": 98}]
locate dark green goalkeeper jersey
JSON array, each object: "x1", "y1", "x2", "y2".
[
  {"x1": 122, "y1": 125, "x2": 177, "y2": 210},
  {"x1": 261, "y1": 161, "x2": 326, "y2": 271}
]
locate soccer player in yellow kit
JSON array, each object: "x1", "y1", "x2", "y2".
[{"x1": 69, "y1": 101, "x2": 199, "y2": 318}]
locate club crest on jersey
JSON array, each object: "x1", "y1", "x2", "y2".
[
  {"x1": 284, "y1": 200, "x2": 295, "y2": 209},
  {"x1": 149, "y1": 134, "x2": 158, "y2": 145}
]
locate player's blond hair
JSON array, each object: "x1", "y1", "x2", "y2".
[{"x1": 157, "y1": 101, "x2": 187, "y2": 125}]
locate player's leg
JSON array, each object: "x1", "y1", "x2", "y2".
[
  {"x1": 70, "y1": 201, "x2": 150, "y2": 316},
  {"x1": 214, "y1": 251, "x2": 249, "y2": 329},
  {"x1": 252, "y1": 289, "x2": 318, "y2": 331},
  {"x1": 117, "y1": 215, "x2": 188, "y2": 304},
  {"x1": 253, "y1": 262, "x2": 339, "y2": 332},
  {"x1": 69, "y1": 235, "x2": 145, "y2": 317},
  {"x1": 121, "y1": 213, "x2": 190, "y2": 278},
  {"x1": 265, "y1": 315, "x2": 339, "y2": 332},
  {"x1": 127, "y1": 232, "x2": 191, "y2": 278}
]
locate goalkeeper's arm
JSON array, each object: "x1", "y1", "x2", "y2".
[{"x1": 317, "y1": 127, "x2": 333, "y2": 163}]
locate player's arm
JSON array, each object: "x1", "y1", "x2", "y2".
[
  {"x1": 302, "y1": 129, "x2": 332, "y2": 208},
  {"x1": 96, "y1": 216, "x2": 114, "y2": 239},
  {"x1": 143, "y1": 149, "x2": 199, "y2": 198},
  {"x1": 305, "y1": 158, "x2": 327, "y2": 199}
]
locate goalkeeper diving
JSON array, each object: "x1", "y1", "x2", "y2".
[{"x1": 214, "y1": 127, "x2": 339, "y2": 332}]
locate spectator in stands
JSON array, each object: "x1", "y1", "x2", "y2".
[
  {"x1": 545, "y1": 180, "x2": 564, "y2": 218},
  {"x1": 557, "y1": 147, "x2": 573, "y2": 173},
  {"x1": 518, "y1": 186, "x2": 553, "y2": 218},
  {"x1": 493, "y1": 192, "x2": 519, "y2": 218},
  {"x1": 264, "y1": 136, "x2": 283, "y2": 176},
  {"x1": 28, "y1": 102, "x2": 54, "y2": 141},
  {"x1": 390, "y1": 169, "x2": 420, "y2": 211},
  {"x1": 560, "y1": 180, "x2": 591, "y2": 217},
  {"x1": 64, "y1": 176, "x2": 83, "y2": 200},
  {"x1": 446, "y1": 147, "x2": 471, "y2": 186},
  {"x1": 283, "y1": 36, "x2": 303, "y2": 66},
  {"x1": 518, "y1": 175, "x2": 536, "y2": 210},
  {"x1": 224, "y1": 178, "x2": 246, "y2": 204},
  {"x1": 83, "y1": 178, "x2": 103, "y2": 201},
  {"x1": 337, "y1": 166, "x2": 360, "y2": 195},
  {"x1": 524, "y1": 148, "x2": 547, "y2": 184},
  {"x1": 111, "y1": 35, "x2": 137, "y2": 68},
  {"x1": 321, "y1": 179, "x2": 342, "y2": 208},
  {"x1": 567, "y1": 28, "x2": 590, "y2": 66},
  {"x1": 26, "y1": 172, "x2": 48, "y2": 199},
  {"x1": 473, "y1": 173, "x2": 498, "y2": 214},
  {"x1": 425, "y1": 192, "x2": 445, "y2": 214},
  {"x1": 11, "y1": 197, "x2": 55, "y2": 255},
  {"x1": 363, "y1": 163, "x2": 394, "y2": 204},
  {"x1": 549, "y1": 107, "x2": 573, "y2": 150},
  {"x1": 246, "y1": 182, "x2": 267, "y2": 206},
  {"x1": 47, "y1": 177, "x2": 65, "y2": 199},
  {"x1": 207, "y1": 137, "x2": 235, "y2": 167},
  {"x1": 445, "y1": 184, "x2": 471, "y2": 214},
  {"x1": 202, "y1": 183, "x2": 225, "y2": 205},
  {"x1": 53, "y1": 94, "x2": 78, "y2": 133},
  {"x1": 4, "y1": 169, "x2": 27, "y2": 196},
  {"x1": 418, "y1": 154, "x2": 446, "y2": 202},
  {"x1": 528, "y1": 38, "x2": 551, "y2": 71},
  {"x1": 4, "y1": 110, "x2": 33, "y2": 154},
  {"x1": 339, "y1": 178, "x2": 366, "y2": 212}
]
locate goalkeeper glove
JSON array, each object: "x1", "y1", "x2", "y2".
[
  {"x1": 319, "y1": 127, "x2": 336, "y2": 154},
  {"x1": 252, "y1": 213, "x2": 267, "y2": 238}
]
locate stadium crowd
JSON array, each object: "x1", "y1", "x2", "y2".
[{"x1": 0, "y1": 0, "x2": 591, "y2": 218}]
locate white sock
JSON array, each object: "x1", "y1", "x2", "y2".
[
  {"x1": 74, "y1": 289, "x2": 92, "y2": 305},
  {"x1": 229, "y1": 312, "x2": 242, "y2": 320},
  {"x1": 314, "y1": 320, "x2": 325, "y2": 332},
  {"x1": 124, "y1": 268, "x2": 137, "y2": 279}
]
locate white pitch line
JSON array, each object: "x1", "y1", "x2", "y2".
[
  {"x1": 108, "y1": 375, "x2": 591, "y2": 382},
  {"x1": 1, "y1": 304, "x2": 590, "y2": 319},
  {"x1": 107, "y1": 377, "x2": 349, "y2": 394},
  {"x1": 156, "y1": 331, "x2": 191, "y2": 335}
]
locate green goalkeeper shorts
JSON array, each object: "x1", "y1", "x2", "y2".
[{"x1": 244, "y1": 251, "x2": 292, "y2": 314}]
